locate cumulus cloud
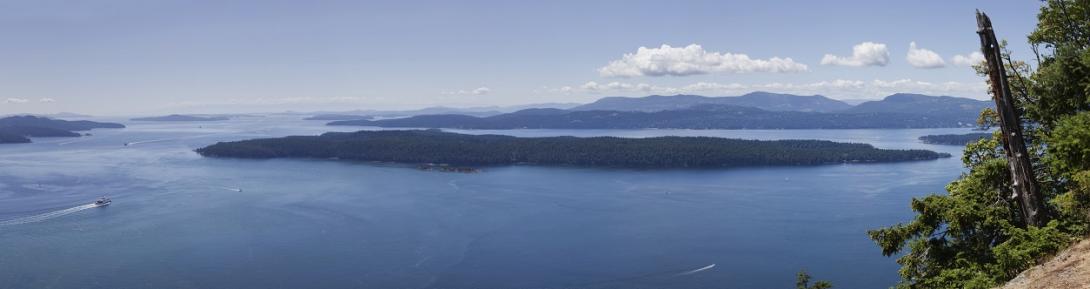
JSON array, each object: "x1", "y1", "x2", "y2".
[
  {"x1": 951, "y1": 51, "x2": 986, "y2": 67},
  {"x1": 821, "y1": 42, "x2": 890, "y2": 67},
  {"x1": 598, "y1": 44, "x2": 808, "y2": 77},
  {"x1": 443, "y1": 87, "x2": 491, "y2": 95},
  {"x1": 540, "y1": 78, "x2": 987, "y2": 101},
  {"x1": 4, "y1": 98, "x2": 29, "y2": 104},
  {"x1": 905, "y1": 42, "x2": 945, "y2": 68},
  {"x1": 471, "y1": 87, "x2": 490, "y2": 95},
  {"x1": 39, "y1": 98, "x2": 56, "y2": 103}
]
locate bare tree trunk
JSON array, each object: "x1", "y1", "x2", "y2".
[{"x1": 976, "y1": 11, "x2": 1048, "y2": 227}]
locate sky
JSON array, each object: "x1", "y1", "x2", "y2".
[{"x1": 0, "y1": 0, "x2": 1047, "y2": 115}]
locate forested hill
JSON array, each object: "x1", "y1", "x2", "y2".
[
  {"x1": 844, "y1": 93, "x2": 991, "y2": 115},
  {"x1": 0, "y1": 116, "x2": 125, "y2": 144},
  {"x1": 196, "y1": 130, "x2": 950, "y2": 168},
  {"x1": 328, "y1": 104, "x2": 979, "y2": 129}
]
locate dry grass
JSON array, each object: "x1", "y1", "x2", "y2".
[{"x1": 997, "y1": 238, "x2": 1090, "y2": 289}]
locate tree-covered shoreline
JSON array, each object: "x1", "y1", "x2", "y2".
[
  {"x1": 918, "y1": 133, "x2": 994, "y2": 145},
  {"x1": 195, "y1": 130, "x2": 950, "y2": 169}
]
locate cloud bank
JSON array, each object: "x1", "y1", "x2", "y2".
[
  {"x1": 906, "y1": 42, "x2": 945, "y2": 68},
  {"x1": 821, "y1": 42, "x2": 890, "y2": 67},
  {"x1": 598, "y1": 44, "x2": 808, "y2": 77},
  {"x1": 951, "y1": 51, "x2": 986, "y2": 67},
  {"x1": 443, "y1": 87, "x2": 491, "y2": 95}
]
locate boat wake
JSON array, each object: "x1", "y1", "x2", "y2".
[
  {"x1": 125, "y1": 133, "x2": 226, "y2": 146},
  {"x1": 217, "y1": 186, "x2": 242, "y2": 192},
  {"x1": 674, "y1": 263, "x2": 716, "y2": 276},
  {"x1": 0, "y1": 203, "x2": 100, "y2": 226}
]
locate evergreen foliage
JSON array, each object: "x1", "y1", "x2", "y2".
[
  {"x1": 869, "y1": 1, "x2": 1090, "y2": 288},
  {"x1": 796, "y1": 270, "x2": 833, "y2": 289}
]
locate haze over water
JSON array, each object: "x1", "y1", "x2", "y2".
[{"x1": 0, "y1": 116, "x2": 972, "y2": 289}]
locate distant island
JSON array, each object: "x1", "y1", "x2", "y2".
[
  {"x1": 918, "y1": 133, "x2": 993, "y2": 145},
  {"x1": 0, "y1": 115, "x2": 125, "y2": 144},
  {"x1": 328, "y1": 93, "x2": 990, "y2": 130},
  {"x1": 304, "y1": 114, "x2": 372, "y2": 121},
  {"x1": 131, "y1": 114, "x2": 230, "y2": 122},
  {"x1": 196, "y1": 130, "x2": 950, "y2": 168}
]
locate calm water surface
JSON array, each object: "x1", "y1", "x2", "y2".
[{"x1": 0, "y1": 116, "x2": 974, "y2": 289}]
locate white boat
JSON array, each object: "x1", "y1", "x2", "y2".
[{"x1": 95, "y1": 197, "x2": 111, "y2": 206}]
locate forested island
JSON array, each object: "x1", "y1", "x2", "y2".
[
  {"x1": 131, "y1": 114, "x2": 230, "y2": 121},
  {"x1": 918, "y1": 133, "x2": 993, "y2": 145},
  {"x1": 0, "y1": 115, "x2": 125, "y2": 144},
  {"x1": 196, "y1": 130, "x2": 950, "y2": 168}
]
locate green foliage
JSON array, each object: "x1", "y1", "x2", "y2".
[
  {"x1": 1044, "y1": 112, "x2": 1090, "y2": 177},
  {"x1": 870, "y1": 1, "x2": 1090, "y2": 288},
  {"x1": 796, "y1": 270, "x2": 832, "y2": 289}
]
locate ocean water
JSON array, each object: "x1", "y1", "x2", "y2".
[{"x1": 0, "y1": 116, "x2": 974, "y2": 289}]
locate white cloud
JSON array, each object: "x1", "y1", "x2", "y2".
[
  {"x1": 951, "y1": 51, "x2": 986, "y2": 67},
  {"x1": 905, "y1": 42, "x2": 945, "y2": 68},
  {"x1": 821, "y1": 42, "x2": 890, "y2": 67},
  {"x1": 443, "y1": 86, "x2": 491, "y2": 95},
  {"x1": 4, "y1": 98, "x2": 29, "y2": 104},
  {"x1": 38, "y1": 98, "x2": 56, "y2": 103},
  {"x1": 541, "y1": 79, "x2": 987, "y2": 101},
  {"x1": 581, "y1": 81, "x2": 657, "y2": 92},
  {"x1": 598, "y1": 44, "x2": 808, "y2": 77},
  {"x1": 471, "y1": 87, "x2": 490, "y2": 95}
]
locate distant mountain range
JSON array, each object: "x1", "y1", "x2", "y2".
[
  {"x1": 572, "y1": 91, "x2": 853, "y2": 113},
  {"x1": 0, "y1": 115, "x2": 125, "y2": 143},
  {"x1": 328, "y1": 93, "x2": 990, "y2": 129}
]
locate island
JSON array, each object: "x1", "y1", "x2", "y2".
[
  {"x1": 196, "y1": 130, "x2": 951, "y2": 168},
  {"x1": 304, "y1": 114, "x2": 372, "y2": 121},
  {"x1": 918, "y1": 133, "x2": 993, "y2": 145},
  {"x1": 0, "y1": 115, "x2": 125, "y2": 144},
  {"x1": 131, "y1": 114, "x2": 230, "y2": 121}
]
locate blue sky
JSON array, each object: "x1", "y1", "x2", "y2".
[{"x1": 0, "y1": 0, "x2": 1045, "y2": 115}]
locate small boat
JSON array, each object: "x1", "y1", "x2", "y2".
[{"x1": 95, "y1": 197, "x2": 111, "y2": 206}]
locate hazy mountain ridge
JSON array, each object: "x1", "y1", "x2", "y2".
[
  {"x1": 329, "y1": 93, "x2": 986, "y2": 129},
  {"x1": 572, "y1": 91, "x2": 853, "y2": 112},
  {"x1": 303, "y1": 102, "x2": 582, "y2": 119}
]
